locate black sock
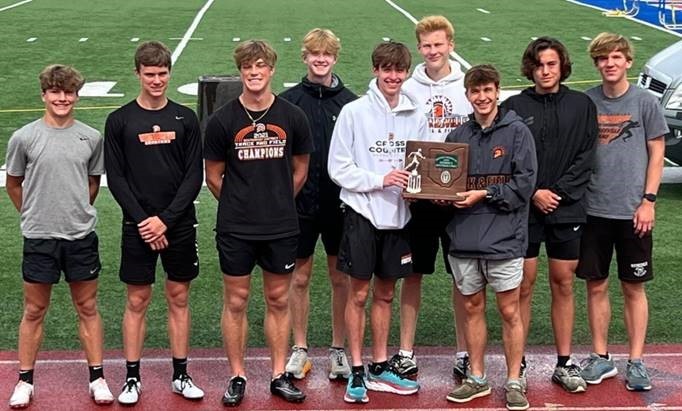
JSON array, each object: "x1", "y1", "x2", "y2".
[
  {"x1": 369, "y1": 361, "x2": 388, "y2": 375},
  {"x1": 88, "y1": 365, "x2": 104, "y2": 383},
  {"x1": 521, "y1": 356, "x2": 527, "y2": 369},
  {"x1": 598, "y1": 352, "x2": 610, "y2": 360},
  {"x1": 172, "y1": 357, "x2": 188, "y2": 380},
  {"x1": 351, "y1": 365, "x2": 365, "y2": 375},
  {"x1": 126, "y1": 360, "x2": 140, "y2": 380},
  {"x1": 18, "y1": 369, "x2": 33, "y2": 385},
  {"x1": 557, "y1": 356, "x2": 570, "y2": 367},
  {"x1": 331, "y1": 346, "x2": 345, "y2": 351}
]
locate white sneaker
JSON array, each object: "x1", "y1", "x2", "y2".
[
  {"x1": 285, "y1": 346, "x2": 312, "y2": 379},
  {"x1": 118, "y1": 378, "x2": 141, "y2": 405},
  {"x1": 171, "y1": 374, "x2": 204, "y2": 400},
  {"x1": 329, "y1": 348, "x2": 351, "y2": 380},
  {"x1": 9, "y1": 381, "x2": 33, "y2": 409},
  {"x1": 89, "y1": 377, "x2": 114, "y2": 405}
]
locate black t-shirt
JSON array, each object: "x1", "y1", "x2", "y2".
[
  {"x1": 104, "y1": 100, "x2": 203, "y2": 228},
  {"x1": 203, "y1": 96, "x2": 313, "y2": 239}
]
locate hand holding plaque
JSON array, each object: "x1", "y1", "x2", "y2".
[{"x1": 401, "y1": 141, "x2": 469, "y2": 201}]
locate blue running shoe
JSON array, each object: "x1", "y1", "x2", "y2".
[
  {"x1": 344, "y1": 371, "x2": 369, "y2": 403},
  {"x1": 366, "y1": 365, "x2": 419, "y2": 395},
  {"x1": 625, "y1": 360, "x2": 652, "y2": 391},
  {"x1": 580, "y1": 353, "x2": 617, "y2": 384}
]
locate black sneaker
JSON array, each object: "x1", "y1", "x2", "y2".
[
  {"x1": 222, "y1": 376, "x2": 246, "y2": 407},
  {"x1": 270, "y1": 372, "x2": 306, "y2": 403}
]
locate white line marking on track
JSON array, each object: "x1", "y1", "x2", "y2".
[
  {"x1": 477, "y1": 8, "x2": 490, "y2": 14},
  {"x1": 283, "y1": 82, "x2": 297, "y2": 88},
  {"x1": 581, "y1": 36, "x2": 593, "y2": 40},
  {"x1": 631, "y1": 36, "x2": 642, "y2": 40},
  {"x1": 382, "y1": 36, "x2": 390, "y2": 41},
  {"x1": 170, "y1": 0, "x2": 215, "y2": 66},
  {"x1": 564, "y1": 0, "x2": 682, "y2": 38},
  {"x1": 130, "y1": 37, "x2": 139, "y2": 42},
  {"x1": 0, "y1": 0, "x2": 32, "y2": 12},
  {"x1": 3, "y1": 351, "x2": 682, "y2": 366},
  {"x1": 169, "y1": 37, "x2": 203, "y2": 41},
  {"x1": 481, "y1": 37, "x2": 492, "y2": 42},
  {"x1": 26, "y1": 37, "x2": 36, "y2": 42},
  {"x1": 531, "y1": 36, "x2": 539, "y2": 40},
  {"x1": 79, "y1": 37, "x2": 88, "y2": 42},
  {"x1": 382, "y1": 0, "x2": 472, "y2": 69},
  {"x1": 232, "y1": 37, "x2": 240, "y2": 42},
  {"x1": 283, "y1": 37, "x2": 291, "y2": 42}
]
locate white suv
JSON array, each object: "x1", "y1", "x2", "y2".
[{"x1": 638, "y1": 40, "x2": 682, "y2": 164}]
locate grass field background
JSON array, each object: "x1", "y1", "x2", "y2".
[{"x1": 1, "y1": 0, "x2": 681, "y2": 351}]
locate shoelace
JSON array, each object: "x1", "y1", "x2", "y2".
[
  {"x1": 629, "y1": 363, "x2": 648, "y2": 378},
  {"x1": 580, "y1": 356, "x2": 599, "y2": 369},
  {"x1": 565, "y1": 364, "x2": 582, "y2": 377},
  {"x1": 177, "y1": 375, "x2": 193, "y2": 390},
  {"x1": 350, "y1": 373, "x2": 365, "y2": 388},
  {"x1": 333, "y1": 350, "x2": 345, "y2": 366},
  {"x1": 123, "y1": 379, "x2": 138, "y2": 393}
]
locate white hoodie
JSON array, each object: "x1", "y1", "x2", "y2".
[
  {"x1": 328, "y1": 79, "x2": 427, "y2": 230},
  {"x1": 402, "y1": 60, "x2": 472, "y2": 142}
]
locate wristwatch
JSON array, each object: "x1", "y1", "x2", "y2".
[
  {"x1": 485, "y1": 187, "x2": 495, "y2": 201},
  {"x1": 643, "y1": 193, "x2": 657, "y2": 202}
]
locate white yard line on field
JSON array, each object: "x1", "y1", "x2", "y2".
[
  {"x1": 0, "y1": 0, "x2": 31, "y2": 12},
  {"x1": 382, "y1": 0, "x2": 472, "y2": 69},
  {"x1": 170, "y1": 0, "x2": 216, "y2": 66}
]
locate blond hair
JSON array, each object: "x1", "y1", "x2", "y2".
[
  {"x1": 588, "y1": 32, "x2": 634, "y2": 63},
  {"x1": 301, "y1": 28, "x2": 341, "y2": 58},
  {"x1": 415, "y1": 15, "x2": 454, "y2": 43}
]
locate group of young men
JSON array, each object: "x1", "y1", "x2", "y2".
[{"x1": 5, "y1": 13, "x2": 666, "y2": 411}]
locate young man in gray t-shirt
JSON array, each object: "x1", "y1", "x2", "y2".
[
  {"x1": 5, "y1": 65, "x2": 113, "y2": 407},
  {"x1": 577, "y1": 33, "x2": 668, "y2": 392}
]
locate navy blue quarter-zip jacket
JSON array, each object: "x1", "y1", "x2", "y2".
[{"x1": 445, "y1": 108, "x2": 537, "y2": 260}]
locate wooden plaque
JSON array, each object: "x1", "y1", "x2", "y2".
[{"x1": 402, "y1": 141, "x2": 469, "y2": 201}]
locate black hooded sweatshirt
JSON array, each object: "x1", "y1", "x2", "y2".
[
  {"x1": 280, "y1": 74, "x2": 357, "y2": 218},
  {"x1": 502, "y1": 85, "x2": 598, "y2": 224}
]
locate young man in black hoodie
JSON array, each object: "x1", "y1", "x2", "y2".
[
  {"x1": 279, "y1": 28, "x2": 357, "y2": 381},
  {"x1": 445, "y1": 64, "x2": 536, "y2": 411},
  {"x1": 502, "y1": 37, "x2": 598, "y2": 393},
  {"x1": 105, "y1": 41, "x2": 204, "y2": 405}
]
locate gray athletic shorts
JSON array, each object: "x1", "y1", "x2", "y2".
[{"x1": 448, "y1": 256, "x2": 523, "y2": 295}]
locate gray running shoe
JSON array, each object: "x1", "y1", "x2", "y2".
[
  {"x1": 446, "y1": 376, "x2": 491, "y2": 403},
  {"x1": 285, "y1": 346, "x2": 312, "y2": 379},
  {"x1": 505, "y1": 380, "x2": 529, "y2": 411},
  {"x1": 388, "y1": 353, "x2": 418, "y2": 378},
  {"x1": 580, "y1": 353, "x2": 617, "y2": 384},
  {"x1": 329, "y1": 348, "x2": 351, "y2": 380},
  {"x1": 453, "y1": 354, "x2": 470, "y2": 379},
  {"x1": 552, "y1": 360, "x2": 587, "y2": 393},
  {"x1": 625, "y1": 360, "x2": 652, "y2": 391}
]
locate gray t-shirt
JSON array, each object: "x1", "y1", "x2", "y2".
[
  {"x1": 584, "y1": 84, "x2": 668, "y2": 219},
  {"x1": 5, "y1": 119, "x2": 104, "y2": 240}
]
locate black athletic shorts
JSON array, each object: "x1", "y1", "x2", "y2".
[
  {"x1": 22, "y1": 231, "x2": 101, "y2": 284},
  {"x1": 407, "y1": 201, "x2": 454, "y2": 274},
  {"x1": 525, "y1": 222, "x2": 583, "y2": 260},
  {"x1": 216, "y1": 232, "x2": 298, "y2": 276},
  {"x1": 297, "y1": 209, "x2": 343, "y2": 259},
  {"x1": 119, "y1": 220, "x2": 199, "y2": 285},
  {"x1": 576, "y1": 216, "x2": 653, "y2": 283},
  {"x1": 336, "y1": 206, "x2": 413, "y2": 281}
]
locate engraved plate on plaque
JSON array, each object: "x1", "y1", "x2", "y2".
[{"x1": 402, "y1": 141, "x2": 468, "y2": 201}]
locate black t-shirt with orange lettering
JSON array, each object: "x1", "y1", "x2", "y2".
[
  {"x1": 104, "y1": 100, "x2": 203, "y2": 229},
  {"x1": 203, "y1": 96, "x2": 313, "y2": 239}
]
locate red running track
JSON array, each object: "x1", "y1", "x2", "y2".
[{"x1": 1, "y1": 345, "x2": 681, "y2": 410}]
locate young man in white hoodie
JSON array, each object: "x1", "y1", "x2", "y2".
[
  {"x1": 391, "y1": 15, "x2": 472, "y2": 379},
  {"x1": 328, "y1": 41, "x2": 426, "y2": 404}
]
